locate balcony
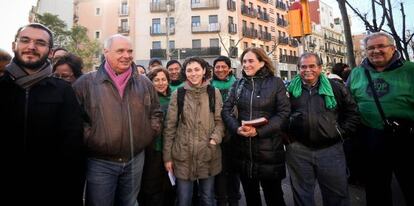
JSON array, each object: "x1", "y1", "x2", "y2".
[
  {"x1": 192, "y1": 23, "x2": 220, "y2": 33},
  {"x1": 324, "y1": 34, "x2": 343, "y2": 44},
  {"x1": 257, "y1": 11, "x2": 270, "y2": 22},
  {"x1": 278, "y1": 36, "x2": 289, "y2": 45},
  {"x1": 191, "y1": 0, "x2": 219, "y2": 10},
  {"x1": 150, "y1": 49, "x2": 167, "y2": 59},
  {"x1": 118, "y1": 26, "x2": 130, "y2": 34},
  {"x1": 228, "y1": 23, "x2": 237, "y2": 34},
  {"x1": 258, "y1": 0, "x2": 269, "y2": 3},
  {"x1": 242, "y1": 27, "x2": 258, "y2": 39},
  {"x1": 150, "y1": 0, "x2": 175, "y2": 12},
  {"x1": 258, "y1": 31, "x2": 272, "y2": 42},
  {"x1": 229, "y1": 46, "x2": 238, "y2": 58},
  {"x1": 275, "y1": 1, "x2": 287, "y2": 10},
  {"x1": 241, "y1": 5, "x2": 256, "y2": 18},
  {"x1": 279, "y1": 55, "x2": 299, "y2": 64},
  {"x1": 289, "y1": 38, "x2": 299, "y2": 47},
  {"x1": 151, "y1": 47, "x2": 221, "y2": 59},
  {"x1": 150, "y1": 26, "x2": 175, "y2": 36},
  {"x1": 227, "y1": 0, "x2": 236, "y2": 11},
  {"x1": 276, "y1": 18, "x2": 288, "y2": 27}
]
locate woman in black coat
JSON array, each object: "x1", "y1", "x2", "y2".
[{"x1": 221, "y1": 47, "x2": 290, "y2": 206}]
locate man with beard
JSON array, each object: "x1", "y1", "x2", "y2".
[
  {"x1": 0, "y1": 23, "x2": 85, "y2": 205},
  {"x1": 348, "y1": 32, "x2": 414, "y2": 206}
]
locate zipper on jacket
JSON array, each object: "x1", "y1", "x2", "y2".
[
  {"x1": 126, "y1": 95, "x2": 134, "y2": 161},
  {"x1": 23, "y1": 88, "x2": 30, "y2": 152},
  {"x1": 248, "y1": 79, "x2": 255, "y2": 179}
]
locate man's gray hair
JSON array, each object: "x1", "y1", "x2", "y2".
[
  {"x1": 297, "y1": 52, "x2": 322, "y2": 67},
  {"x1": 104, "y1": 34, "x2": 131, "y2": 49},
  {"x1": 363, "y1": 32, "x2": 395, "y2": 48}
]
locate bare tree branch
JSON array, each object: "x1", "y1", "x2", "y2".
[
  {"x1": 266, "y1": 35, "x2": 280, "y2": 56},
  {"x1": 217, "y1": 33, "x2": 230, "y2": 56}
]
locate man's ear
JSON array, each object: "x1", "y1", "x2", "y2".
[
  {"x1": 48, "y1": 48, "x2": 53, "y2": 59},
  {"x1": 12, "y1": 42, "x2": 16, "y2": 52}
]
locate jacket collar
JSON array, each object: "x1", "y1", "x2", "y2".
[{"x1": 95, "y1": 61, "x2": 138, "y2": 84}]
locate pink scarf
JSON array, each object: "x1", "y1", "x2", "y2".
[{"x1": 104, "y1": 61, "x2": 132, "y2": 98}]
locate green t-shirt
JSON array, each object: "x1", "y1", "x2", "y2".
[
  {"x1": 211, "y1": 75, "x2": 237, "y2": 102},
  {"x1": 349, "y1": 61, "x2": 414, "y2": 129}
]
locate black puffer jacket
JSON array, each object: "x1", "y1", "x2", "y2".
[
  {"x1": 221, "y1": 68, "x2": 290, "y2": 179},
  {"x1": 288, "y1": 79, "x2": 360, "y2": 149}
]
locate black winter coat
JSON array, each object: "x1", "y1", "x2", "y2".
[
  {"x1": 221, "y1": 68, "x2": 290, "y2": 179},
  {"x1": 0, "y1": 73, "x2": 85, "y2": 205},
  {"x1": 288, "y1": 79, "x2": 360, "y2": 149}
]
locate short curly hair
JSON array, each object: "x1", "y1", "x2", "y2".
[
  {"x1": 181, "y1": 56, "x2": 212, "y2": 81},
  {"x1": 52, "y1": 53, "x2": 84, "y2": 79}
]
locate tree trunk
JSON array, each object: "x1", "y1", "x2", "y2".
[{"x1": 337, "y1": 0, "x2": 356, "y2": 68}]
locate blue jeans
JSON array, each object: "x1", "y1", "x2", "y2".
[
  {"x1": 85, "y1": 151, "x2": 145, "y2": 206},
  {"x1": 286, "y1": 142, "x2": 349, "y2": 206},
  {"x1": 176, "y1": 176, "x2": 215, "y2": 206}
]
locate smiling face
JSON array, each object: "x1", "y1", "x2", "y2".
[
  {"x1": 12, "y1": 26, "x2": 52, "y2": 71},
  {"x1": 104, "y1": 37, "x2": 133, "y2": 74},
  {"x1": 299, "y1": 55, "x2": 322, "y2": 86},
  {"x1": 242, "y1": 51, "x2": 264, "y2": 77},
  {"x1": 366, "y1": 36, "x2": 396, "y2": 71},
  {"x1": 214, "y1": 61, "x2": 231, "y2": 80},
  {"x1": 167, "y1": 63, "x2": 181, "y2": 81},
  {"x1": 185, "y1": 61, "x2": 206, "y2": 86},
  {"x1": 152, "y1": 71, "x2": 169, "y2": 95}
]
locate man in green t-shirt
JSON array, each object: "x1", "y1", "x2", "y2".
[{"x1": 348, "y1": 32, "x2": 414, "y2": 206}]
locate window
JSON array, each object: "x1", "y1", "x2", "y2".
[
  {"x1": 244, "y1": 42, "x2": 248, "y2": 49},
  {"x1": 210, "y1": 38, "x2": 219, "y2": 48},
  {"x1": 230, "y1": 39, "x2": 235, "y2": 47},
  {"x1": 192, "y1": 39, "x2": 201, "y2": 48},
  {"x1": 266, "y1": 46, "x2": 269, "y2": 52},
  {"x1": 259, "y1": 25, "x2": 263, "y2": 33},
  {"x1": 120, "y1": 2, "x2": 128, "y2": 15},
  {"x1": 242, "y1": 20, "x2": 247, "y2": 28},
  {"x1": 209, "y1": 15, "x2": 219, "y2": 31},
  {"x1": 95, "y1": 8, "x2": 101, "y2": 16},
  {"x1": 152, "y1": 18, "x2": 161, "y2": 33},
  {"x1": 169, "y1": 40, "x2": 175, "y2": 49},
  {"x1": 284, "y1": 49, "x2": 287, "y2": 54},
  {"x1": 192, "y1": 0, "x2": 201, "y2": 3},
  {"x1": 209, "y1": 15, "x2": 218, "y2": 24},
  {"x1": 252, "y1": 43, "x2": 256, "y2": 47},
  {"x1": 279, "y1": 48, "x2": 282, "y2": 56},
  {"x1": 228, "y1": 16, "x2": 234, "y2": 24},
  {"x1": 191, "y1": 16, "x2": 200, "y2": 27},
  {"x1": 120, "y1": 19, "x2": 128, "y2": 31},
  {"x1": 152, "y1": 41, "x2": 161, "y2": 49},
  {"x1": 95, "y1": 31, "x2": 100, "y2": 39}
]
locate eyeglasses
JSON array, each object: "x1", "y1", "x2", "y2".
[
  {"x1": 366, "y1": 44, "x2": 393, "y2": 51},
  {"x1": 17, "y1": 37, "x2": 49, "y2": 48},
  {"x1": 53, "y1": 73, "x2": 74, "y2": 81}
]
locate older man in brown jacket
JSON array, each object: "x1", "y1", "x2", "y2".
[{"x1": 73, "y1": 34, "x2": 163, "y2": 206}]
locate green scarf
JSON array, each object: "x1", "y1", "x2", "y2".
[{"x1": 288, "y1": 74, "x2": 337, "y2": 109}]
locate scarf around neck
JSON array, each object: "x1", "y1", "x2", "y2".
[
  {"x1": 288, "y1": 74, "x2": 337, "y2": 109},
  {"x1": 6, "y1": 59, "x2": 52, "y2": 89},
  {"x1": 104, "y1": 61, "x2": 132, "y2": 98}
]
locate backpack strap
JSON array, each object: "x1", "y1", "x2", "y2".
[
  {"x1": 176, "y1": 87, "x2": 186, "y2": 123},
  {"x1": 207, "y1": 85, "x2": 215, "y2": 113},
  {"x1": 176, "y1": 85, "x2": 215, "y2": 125}
]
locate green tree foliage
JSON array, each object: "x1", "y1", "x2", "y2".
[{"x1": 34, "y1": 12, "x2": 101, "y2": 71}]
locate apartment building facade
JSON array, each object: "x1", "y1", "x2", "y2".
[
  {"x1": 73, "y1": 0, "x2": 300, "y2": 74},
  {"x1": 308, "y1": 0, "x2": 347, "y2": 70}
]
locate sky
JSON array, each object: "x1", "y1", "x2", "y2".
[
  {"x1": 0, "y1": 0, "x2": 37, "y2": 55},
  {"x1": 0, "y1": 0, "x2": 412, "y2": 56}
]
